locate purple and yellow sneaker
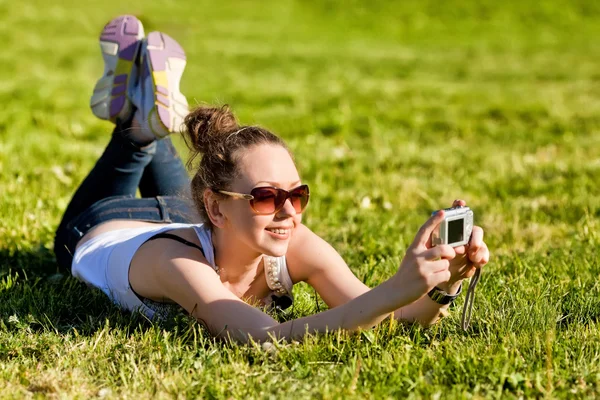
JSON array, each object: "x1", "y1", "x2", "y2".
[
  {"x1": 132, "y1": 31, "x2": 189, "y2": 140},
  {"x1": 90, "y1": 15, "x2": 145, "y2": 123}
]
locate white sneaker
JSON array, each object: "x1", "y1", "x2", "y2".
[
  {"x1": 132, "y1": 31, "x2": 189, "y2": 141},
  {"x1": 90, "y1": 15, "x2": 144, "y2": 123}
]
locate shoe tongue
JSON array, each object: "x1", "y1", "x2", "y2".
[{"x1": 141, "y1": 55, "x2": 150, "y2": 80}]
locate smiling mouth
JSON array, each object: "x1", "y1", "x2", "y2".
[{"x1": 266, "y1": 228, "x2": 290, "y2": 235}]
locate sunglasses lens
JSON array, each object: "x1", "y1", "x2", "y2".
[
  {"x1": 249, "y1": 185, "x2": 310, "y2": 214},
  {"x1": 250, "y1": 188, "x2": 279, "y2": 214},
  {"x1": 290, "y1": 185, "x2": 310, "y2": 212}
]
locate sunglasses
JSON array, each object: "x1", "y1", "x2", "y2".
[{"x1": 217, "y1": 184, "x2": 310, "y2": 215}]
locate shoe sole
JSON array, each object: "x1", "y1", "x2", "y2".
[
  {"x1": 145, "y1": 31, "x2": 189, "y2": 137},
  {"x1": 90, "y1": 15, "x2": 144, "y2": 122}
]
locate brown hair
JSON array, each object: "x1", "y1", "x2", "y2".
[{"x1": 183, "y1": 105, "x2": 288, "y2": 225}]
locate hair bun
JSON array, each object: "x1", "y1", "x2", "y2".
[{"x1": 184, "y1": 105, "x2": 239, "y2": 154}]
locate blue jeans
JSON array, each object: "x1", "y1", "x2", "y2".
[{"x1": 54, "y1": 121, "x2": 198, "y2": 271}]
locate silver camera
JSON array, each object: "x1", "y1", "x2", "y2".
[{"x1": 431, "y1": 206, "x2": 474, "y2": 248}]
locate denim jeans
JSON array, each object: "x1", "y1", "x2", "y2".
[{"x1": 54, "y1": 121, "x2": 198, "y2": 271}]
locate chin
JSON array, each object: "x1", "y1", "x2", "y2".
[
  {"x1": 259, "y1": 228, "x2": 293, "y2": 257},
  {"x1": 262, "y1": 244, "x2": 289, "y2": 258},
  {"x1": 258, "y1": 238, "x2": 290, "y2": 257}
]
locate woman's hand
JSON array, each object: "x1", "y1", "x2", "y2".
[
  {"x1": 392, "y1": 211, "x2": 455, "y2": 304},
  {"x1": 438, "y1": 199, "x2": 490, "y2": 292}
]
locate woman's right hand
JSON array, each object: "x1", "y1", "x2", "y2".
[{"x1": 392, "y1": 210, "x2": 455, "y2": 304}]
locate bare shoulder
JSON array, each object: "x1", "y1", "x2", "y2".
[
  {"x1": 286, "y1": 223, "x2": 341, "y2": 283},
  {"x1": 287, "y1": 223, "x2": 319, "y2": 257},
  {"x1": 288, "y1": 223, "x2": 316, "y2": 248},
  {"x1": 129, "y1": 227, "x2": 214, "y2": 301},
  {"x1": 134, "y1": 226, "x2": 208, "y2": 266},
  {"x1": 287, "y1": 224, "x2": 368, "y2": 308}
]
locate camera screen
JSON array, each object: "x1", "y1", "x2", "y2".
[{"x1": 447, "y1": 219, "x2": 464, "y2": 244}]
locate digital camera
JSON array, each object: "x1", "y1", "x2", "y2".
[{"x1": 431, "y1": 206, "x2": 474, "y2": 248}]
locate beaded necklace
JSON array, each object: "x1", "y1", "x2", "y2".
[{"x1": 212, "y1": 255, "x2": 288, "y2": 296}]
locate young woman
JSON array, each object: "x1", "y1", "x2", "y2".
[{"x1": 54, "y1": 15, "x2": 489, "y2": 343}]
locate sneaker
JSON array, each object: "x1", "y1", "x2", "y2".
[
  {"x1": 132, "y1": 31, "x2": 189, "y2": 140},
  {"x1": 90, "y1": 15, "x2": 145, "y2": 123}
]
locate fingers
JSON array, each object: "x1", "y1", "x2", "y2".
[
  {"x1": 426, "y1": 258, "x2": 451, "y2": 272},
  {"x1": 452, "y1": 199, "x2": 467, "y2": 208},
  {"x1": 419, "y1": 258, "x2": 452, "y2": 289},
  {"x1": 423, "y1": 244, "x2": 456, "y2": 261},
  {"x1": 469, "y1": 242, "x2": 489, "y2": 268},
  {"x1": 429, "y1": 267, "x2": 452, "y2": 288},
  {"x1": 453, "y1": 245, "x2": 467, "y2": 255},
  {"x1": 467, "y1": 226, "x2": 489, "y2": 267},
  {"x1": 412, "y1": 210, "x2": 445, "y2": 249},
  {"x1": 469, "y1": 226, "x2": 484, "y2": 247}
]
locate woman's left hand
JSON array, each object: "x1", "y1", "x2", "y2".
[{"x1": 439, "y1": 199, "x2": 489, "y2": 291}]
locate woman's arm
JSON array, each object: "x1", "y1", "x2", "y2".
[
  {"x1": 147, "y1": 212, "x2": 452, "y2": 343},
  {"x1": 286, "y1": 224, "x2": 457, "y2": 326},
  {"x1": 286, "y1": 202, "x2": 488, "y2": 326}
]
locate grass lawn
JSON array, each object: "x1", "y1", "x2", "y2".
[{"x1": 1, "y1": 0, "x2": 600, "y2": 398}]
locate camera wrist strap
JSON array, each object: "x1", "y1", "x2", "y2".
[{"x1": 460, "y1": 267, "x2": 481, "y2": 330}]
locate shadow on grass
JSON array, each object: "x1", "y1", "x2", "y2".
[
  {"x1": 0, "y1": 244, "x2": 59, "y2": 277},
  {"x1": 0, "y1": 247, "x2": 314, "y2": 347},
  {"x1": 0, "y1": 246, "x2": 469, "y2": 345},
  {"x1": 0, "y1": 247, "x2": 190, "y2": 338},
  {"x1": 557, "y1": 289, "x2": 600, "y2": 330}
]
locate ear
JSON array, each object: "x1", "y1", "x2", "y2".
[{"x1": 204, "y1": 189, "x2": 226, "y2": 228}]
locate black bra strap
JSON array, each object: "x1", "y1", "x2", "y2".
[{"x1": 147, "y1": 232, "x2": 205, "y2": 257}]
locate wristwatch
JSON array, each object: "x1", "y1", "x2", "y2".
[{"x1": 427, "y1": 283, "x2": 463, "y2": 305}]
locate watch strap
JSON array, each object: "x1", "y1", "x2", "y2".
[{"x1": 427, "y1": 283, "x2": 463, "y2": 305}]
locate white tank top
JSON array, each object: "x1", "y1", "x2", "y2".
[{"x1": 72, "y1": 223, "x2": 294, "y2": 319}]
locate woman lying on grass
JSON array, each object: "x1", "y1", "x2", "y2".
[{"x1": 54, "y1": 15, "x2": 489, "y2": 343}]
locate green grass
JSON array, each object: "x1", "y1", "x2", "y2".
[{"x1": 2, "y1": 0, "x2": 600, "y2": 397}]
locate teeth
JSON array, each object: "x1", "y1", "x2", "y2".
[{"x1": 268, "y1": 228, "x2": 289, "y2": 235}]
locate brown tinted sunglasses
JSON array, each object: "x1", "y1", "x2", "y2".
[{"x1": 217, "y1": 184, "x2": 310, "y2": 215}]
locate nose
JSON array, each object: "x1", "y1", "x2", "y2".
[{"x1": 276, "y1": 197, "x2": 297, "y2": 218}]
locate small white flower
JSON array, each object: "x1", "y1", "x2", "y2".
[
  {"x1": 262, "y1": 341, "x2": 277, "y2": 355},
  {"x1": 332, "y1": 146, "x2": 346, "y2": 160},
  {"x1": 360, "y1": 196, "x2": 371, "y2": 209}
]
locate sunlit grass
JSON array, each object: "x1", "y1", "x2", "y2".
[{"x1": 1, "y1": 0, "x2": 600, "y2": 398}]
